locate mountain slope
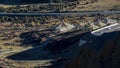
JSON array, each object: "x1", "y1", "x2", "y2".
[
  {"x1": 0, "y1": 0, "x2": 120, "y2": 11},
  {"x1": 66, "y1": 31, "x2": 120, "y2": 68},
  {"x1": 0, "y1": 0, "x2": 50, "y2": 4},
  {"x1": 63, "y1": 0, "x2": 120, "y2": 11}
]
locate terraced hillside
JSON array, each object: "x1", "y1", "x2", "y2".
[{"x1": 0, "y1": 0, "x2": 119, "y2": 12}]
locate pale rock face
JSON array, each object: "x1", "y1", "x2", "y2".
[{"x1": 56, "y1": 20, "x2": 75, "y2": 32}]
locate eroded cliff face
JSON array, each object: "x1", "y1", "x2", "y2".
[{"x1": 66, "y1": 31, "x2": 120, "y2": 68}]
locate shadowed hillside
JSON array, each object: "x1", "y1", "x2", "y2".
[
  {"x1": 7, "y1": 30, "x2": 87, "y2": 60},
  {"x1": 66, "y1": 31, "x2": 120, "y2": 68},
  {"x1": 0, "y1": 0, "x2": 77, "y2": 4},
  {"x1": 0, "y1": 0, "x2": 50, "y2": 4}
]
